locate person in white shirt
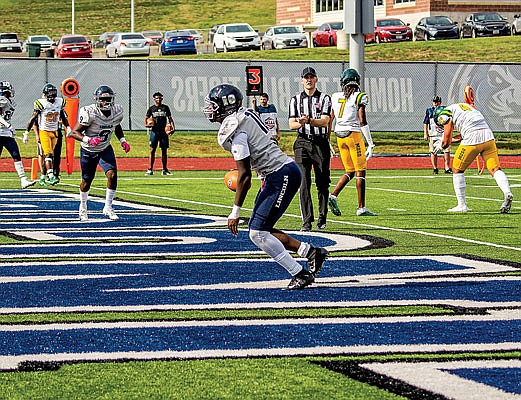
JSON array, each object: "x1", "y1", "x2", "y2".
[
  {"x1": 0, "y1": 81, "x2": 35, "y2": 189},
  {"x1": 434, "y1": 103, "x2": 513, "y2": 213}
]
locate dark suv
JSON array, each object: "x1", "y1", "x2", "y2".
[{"x1": 460, "y1": 12, "x2": 510, "y2": 38}]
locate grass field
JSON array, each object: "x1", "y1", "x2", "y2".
[{"x1": 0, "y1": 166, "x2": 519, "y2": 398}]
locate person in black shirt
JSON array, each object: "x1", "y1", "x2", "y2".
[
  {"x1": 288, "y1": 67, "x2": 332, "y2": 231},
  {"x1": 144, "y1": 92, "x2": 175, "y2": 176}
]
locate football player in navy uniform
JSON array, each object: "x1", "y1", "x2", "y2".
[
  {"x1": 328, "y1": 68, "x2": 377, "y2": 217},
  {"x1": 144, "y1": 92, "x2": 175, "y2": 176},
  {"x1": 69, "y1": 85, "x2": 131, "y2": 221},
  {"x1": 204, "y1": 83, "x2": 328, "y2": 290},
  {"x1": 0, "y1": 81, "x2": 36, "y2": 189}
]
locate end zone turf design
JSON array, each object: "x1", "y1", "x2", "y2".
[{"x1": 0, "y1": 190, "x2": 519, "y2": 399}]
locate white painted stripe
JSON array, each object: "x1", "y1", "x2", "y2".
[
  {"x1": 363, "y1": 360, "x2": 521, "y2": 400},
  {"x1": 105, "y1": 275, "x2": 520, "y2": 293},
  {"x1": 0, "y1": 343, "x2": 520, "y2": 372},
  {"x1": 1, "y1": 309, "x2": 519, "y2": 332},
  {"x1": 0, "y1": 274, "x2": 146, "y2": 284}
]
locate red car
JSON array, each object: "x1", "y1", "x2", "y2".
[
  {"x1": 312, "y1": 22, "x2": 343, "y2": 47},
  {"x1": 371, "y1": 18, "x2": 413, "y2": 43},
  {"x1": 54, "y1": 34, "x2": 92, "y2": 58},
  {"x1": 312, "y1": 22, "x2": 376, "y2": 47}
]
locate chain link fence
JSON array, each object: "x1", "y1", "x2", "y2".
[{"x1": 1, "y1": 58, "x2": 520, "y2": 133}]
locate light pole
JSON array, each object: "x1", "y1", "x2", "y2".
[
  {"x1": 72, "y1": 0, "x2": 75, "y2": 34},
  {"x1": 131, "y1": 0, "x2": 134, "y2": 32}
]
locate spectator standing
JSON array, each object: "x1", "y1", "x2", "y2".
[
  {"x1": 434, "y1": 103, "x2": 513, "y2": 213},
  {"x1": 288, "y1": 67, "x2": 332, "y2": 231},
  {"x1": 144, "y1": 92, "x2": 175, "y2": 176},
  {"x1": 424, "y1": 95, "x2": 452, "y2": 175},
  {"x1": 204, "y1": 83, "x2": 328, "y2": 289},
  {"x1": 0, "y1": 81, "x2": 35, "y2": 189},
  {"x1": 69, "y1": 85, "x2": 131, "y2": 221},
  {"x1": 328, "y1": 68, "x2": 377, "y2": 217},
  {"x1": 251, "y1": 92, "x2": 280, "y2": 143}
]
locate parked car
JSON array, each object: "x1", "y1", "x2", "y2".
[
  {"x1": 312, "y1": 22, "x2": 374, "y2": 46},
  {"x1": 54, "y1": 34, "x2": 92, "y2": 58},
  {"x1": 185, "y1": 29, "x2": 204, "y2": 44},
  {"x1": 106, "y1": 32, "x2": 150, "y2": 57},
  {"x1": 513, "y1": 14, "x2": 521, "y2": 35},
  {"x1": 160, "y1": 30, "x2": 197, "y2": 55},
  {"x1": 0, "y1": 33, "x2": 22, "y2": 52},
  {"x1": 460, "y1": 12, "x2": 510, "y2": 38},
  {"x1": 94, "y1": 32, "x2": 118, "y2": 48},
  {"x1": 373, "y1": 18, "x2": 413, "y2": 43},
  {"x1": 22, "y1": 35, "x2": 54, "y2": 52},
  {"x1": 312, "y1": 22, "x2": 343, "y2": 47},
  {"x1": 208, "y1": 24, "x2": 222, "y2": 44},
  {"x1": 414, "y1": 16, "x2": 459, "y2": 41},
  {"x1": 142, "y1": 30, "x2": 162, "y2": 45},
  {"x1": 213, "y1": 23, "x2": 260, "y2": 52},
  {"x1": 261, "y1": 25, "x2": 307, "y2": 50}
]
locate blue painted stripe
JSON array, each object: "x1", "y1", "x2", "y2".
[{"x1": 0, "y1": 319, "x2": 519, "y2": 356}]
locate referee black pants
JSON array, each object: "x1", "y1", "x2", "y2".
[{"x1": 293, "y1": 136, "x2": 331, "y2": 228}]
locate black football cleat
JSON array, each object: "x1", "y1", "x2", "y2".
[
  {"x1": 286, "y1": 269, "x2": 314, "y2": 290},
  {"x1": 307, "y1": 247, "x2": 329, "y2": 277}
]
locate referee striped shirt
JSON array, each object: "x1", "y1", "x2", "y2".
[{"x1": 288, "y1": 90, "x2": 332, "y2": 140}]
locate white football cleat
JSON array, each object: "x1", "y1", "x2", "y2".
[
  {"x1": 20, "y1": 177, "x2": 36, "y2": 189},
  {"x1": 103, "y1": 207, "x2": 119, "y2": 221},
  {"x1": 79, "y1": 208, "x2": 88, "y2": 222},
  {"x1": 356, "y1": 207, "x2": 377, "y2": 216},
  {"x1": 500, "y1": 192, "x2": 513, "y2": 214},
  {"x1": 448, "y1": 204, "x2": 470, "y2": 213}
]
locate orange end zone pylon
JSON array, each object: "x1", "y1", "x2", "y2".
[
  {"x1": 30, "y1": 157, "x2": 39, "y2": 181},
  {"x1": 61, "y1": 78, "x2": 80, "y2": 175}
]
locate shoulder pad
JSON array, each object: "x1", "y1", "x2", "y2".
[
  {"x1": 217, "y1": 115, "x2": 239, "y2": 148},
  {"x1": 34, "y1": 99, "x2": 44, "y2": 111},
  {"x1": 355, "y1": 92, "x2": 369, "y2": 106}
]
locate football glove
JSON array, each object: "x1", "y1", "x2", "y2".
[
  {"x1": 365, "y1": 144, "x2": 375, "y2": 161},
  {"x1": 82, "y1": 136, "x2": 102, "y2": 146},
  {"x1": 22, "y1": 131, "x2": 29, "y2": 144},
  {"x1": 120, "y1": 138, "x2": 131, "y2": 153},
  {"x1": 65, "y1": 126, "x2": 72, "y2": 136}
]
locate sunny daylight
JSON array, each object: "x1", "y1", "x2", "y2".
[{"x1": 0, "y1": 0, "x2": 520, "y2": 399}]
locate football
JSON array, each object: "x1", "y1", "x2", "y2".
[
  {"x1": 165, "y1": 123, "x2": 174, "y2": 135},
  {"x1": 224, "y1": 169, "x2": 238, "y2": 191},
  {"x1": 145, "y1": 117, "x2": 154, "y2": 127}
]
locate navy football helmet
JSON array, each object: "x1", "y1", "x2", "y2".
[
  {"x1": 340, "y1": 68, "x2": 361, "y2": 90},
  {"x1": 204, "y1": 84, "x2": 243, "y2": 122},
  {"x1": 94, "y1": 85, "x2": 115, "y2": 111},
  {"x1": 43, "y1": 83, "x2": 58, "y2": 102},
  {"x1": 0, "y1": 81, "x2": 14, "y2": 98}
]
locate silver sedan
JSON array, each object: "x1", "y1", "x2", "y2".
[
  {"x1": 261, "y1": 25, "x2": 307, "y2": 50},
  {"x1": 106, "y1": 32, "x2": 150, "y2": 58}
]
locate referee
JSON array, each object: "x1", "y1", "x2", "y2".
[{"x1": 289, "y1": 67, "x2": 332, "y2": 231}]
